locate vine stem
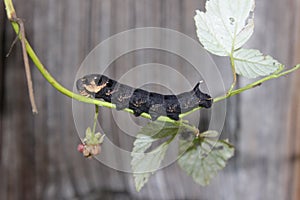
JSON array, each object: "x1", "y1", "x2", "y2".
[
  {"x1": 16, "y1": 18, "x2": 38, "y2": 114},
  {"x1": 5, "y1": 0, "x2": 38, "y2": 113},
  {"x1": 178, "y1": 64, "x2": 300, "y2": 118},
  {"x1": 92, "y1": 105, "x2": 99, "y2": 134},
  {"x1": 228, "y1": 54, "x2": 237, "y2": 93},
  {"x1": 4, "y1": 0, "x2": 300, "y2": 124},
  {"x1": 4, "y1": 0, "x2": 16, "y2": 19}
]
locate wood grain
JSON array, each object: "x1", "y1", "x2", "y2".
[{"x1": 289, "y1": 1, "x2": 300, "y2": 199}]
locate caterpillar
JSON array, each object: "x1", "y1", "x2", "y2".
[{"x1": 76, "y1": 74, "x2": 213, "y2": 121}]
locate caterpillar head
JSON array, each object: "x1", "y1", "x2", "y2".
[
  {"x1": 193, "y1": 83, "x2": 213, "y2": 108},
  {"x1": 76, "y1": 74, "x2": 109, "y2": 97}
]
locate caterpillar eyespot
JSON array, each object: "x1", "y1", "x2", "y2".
[{"x1": 76, "y1": 74, "x2": 213, "y2": 121}]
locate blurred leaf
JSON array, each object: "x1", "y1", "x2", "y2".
[
  {"x1": 194, "y1": 0, "x2": 255, "y2": 56},
  {"x1": 233, "y1": 49, "x2": 282, "y2": 78},
  {"x1": 178, "y1": 131, "x2": 234, "y2": 186},
  {"x1": 131, "y1": 121, "x2": 191, "y2": 191}
]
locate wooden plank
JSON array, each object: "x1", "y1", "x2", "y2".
[
  {"x1": 236, "y1": 0, "x2": 299, "y2": 199},
  {"x1": 1, "y1": 0, "x2": 37, "y2": 199},
  {"x1": 0, "y1": 2, "x2": 6, "y2": 200},
  {"x1": 0, "y1": 0, "x2": 6, "y2": 163},
  {"x1": 289, "y1": 73, "x2": 300, "y2": 200},
  {"x1": 288, "y1": 0, "x2": 300, "y2": 199}
]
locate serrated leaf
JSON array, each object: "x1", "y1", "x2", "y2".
[
  {"x1": 131, "y1": 121, "x2": 188, "y2": 191},
  {"x1": 131, "y1": 142, "x2": 170, "y2": 191},
  {"x1": 178, "y1": 135, "x2": 195, "y2": 156},
  {"x1": 233, "y1": 48, "x2": 282, "y2": 78},
  {"x1": 178, "y1": 131, "x2": 234, "y2": 186},
  {"x1": 194, "y1": 0, "x2": 255, "y2": 56}
]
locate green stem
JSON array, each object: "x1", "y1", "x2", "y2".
[
  {"x1": 92, "y1": 105, "x2": 99, "y2": 134},
  {"x1": 228, "y1": 54, "x2": 237, "y2": 93},
  {"x1": 228, "y1": 64, "x2": 300, "y2": 97},
  {"x1": 4, "y1": 0, "x2": 300, "y2": 123},
  {"x1": 4, "y1": 0, "x2": 16, "y2": 19},
  {"x1": 180, "y1": 64, "x2": 300, "y2": 118}
]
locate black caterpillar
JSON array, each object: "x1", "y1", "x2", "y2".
[{"x1": 76, "y1": 74, "x2": 213, "y2": 121}]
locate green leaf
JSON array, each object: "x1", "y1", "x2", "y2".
[
  {"x1": 178, "y1": 134, "x2": 195, "y2": 156},
  {"x1": 131, "y1": 121, "x2": 187, "y2": 191},
  {"x1": 85, "y1": 127, "x2": 92, "y2": 138},
  {"x1": 178, "y1": 131, "x2": 234, "y2": 186},
  {"x1": 84, "y1": 127, "x2": 104, "y2": 145},
  {"x1": 194, "y1": 0, "x2": 255, "y2": 56},
  {"x1": 233, "y1": 48, "x2": 282, "y2": 78},
  {"x1": 131, "y1": 142, "x2": 170, "y2": 192},
  {"x1": 137, "y1": 121, "x2": 185, "y2": 139}
]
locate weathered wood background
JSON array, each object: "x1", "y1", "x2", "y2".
[{"x1": 1, "y1": 0, "x2": 300, "y2": 199}]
